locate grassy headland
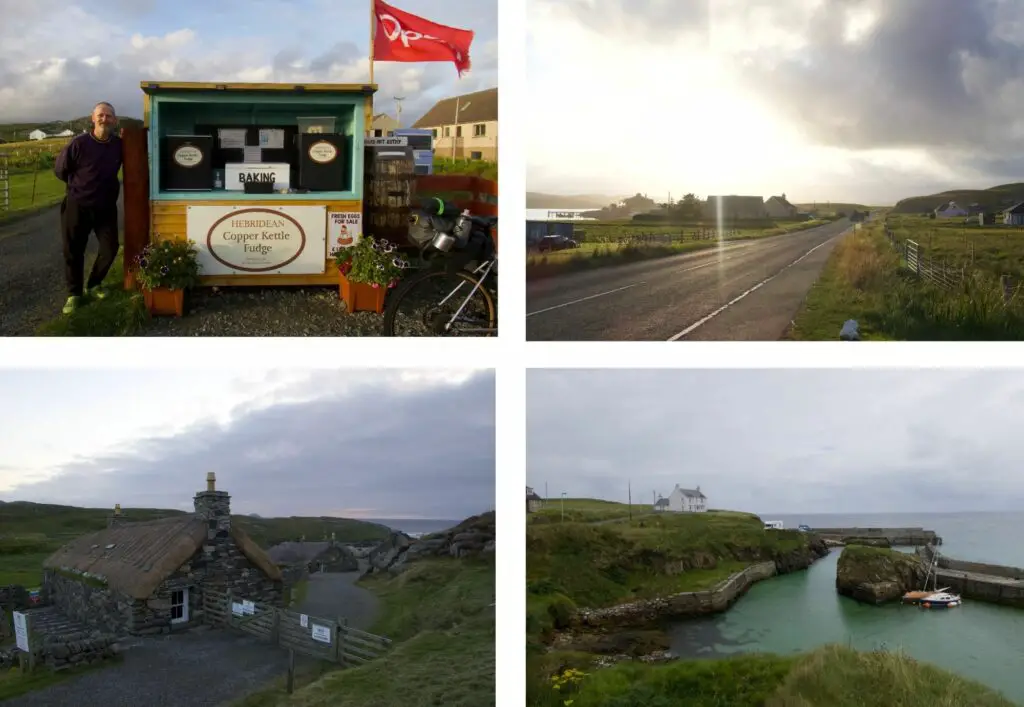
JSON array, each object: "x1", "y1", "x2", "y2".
[
  {"x1": 525, "y1": 499, "x2": 1016, "y2": 707},
  {"x1": 889, "y1": 182, "x2": 1024, "y2": 215},
  {"x1": 786, "y1": 219, "x2": 1024, "y2": 340}
]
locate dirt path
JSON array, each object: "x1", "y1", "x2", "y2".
[
  {"x1": 294, "y1": 571, "x2": 380, "y2": 631},
  {"x1": 2, "y1": 629, "x2": 296, "y2": 707}
]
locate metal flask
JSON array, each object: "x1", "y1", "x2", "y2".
[{"x1": 430, "y1": 231, "x2": 458, "y2": 252}]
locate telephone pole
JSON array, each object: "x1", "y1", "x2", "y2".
[
  {"x1": 394, "y1": 96, "x2": 406, "y2": 129},
  {"x1": 628, "y1": 480, "x2": 632, "y2": 522}
]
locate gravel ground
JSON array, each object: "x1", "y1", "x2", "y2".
[
  {"x1": 2, "y1": 629, "x2": 301, "y2": 707},
  {"x1": 0, "y1": 203, "x2": 495, "y2": 337}
]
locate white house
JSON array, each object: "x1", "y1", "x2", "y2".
[
  {"x1": 654, "y1": 484, "x2": 707, "y2": 513},
  {"x1": 28, "y1": 129, "x2": 47, "y2": 141},
  {"x1": 764, "y1": 194, "x2": 799, "y2": 219},
  {"x1": 54, "y1": 129, "x2": 74, "y2": 137},
  {"x1": 934, "y1": 201, "x2": 968, "y2": 218},
  {"x1": 1004, "y1": 202, "x2": 1024, "y2": 226}
]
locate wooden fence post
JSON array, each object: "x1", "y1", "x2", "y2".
[
  {"x1": 271, "y1": 608, "x2": 281, "y2": 646},
  {"x1": 120, "y1": 125, "x2": 151, "y2": 290},
  {"x1": 286, "y1": 648, "x2": 295, "y2": 694}
]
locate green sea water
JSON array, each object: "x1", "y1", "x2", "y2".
[{"x1": 667, "y1": 513, "x2": 1024, "y2": 704}]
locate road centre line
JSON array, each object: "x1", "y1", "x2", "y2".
[
  {"x1": 526, "y1": 283, "x2": 646, "y2": 317},
  {"x1": 667, "y1": 230, "x2": 847, "y2": 341}
]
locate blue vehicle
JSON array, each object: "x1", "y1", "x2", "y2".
[{"x1": 798, "y1": 524, "x2": 812, "y2": 532}]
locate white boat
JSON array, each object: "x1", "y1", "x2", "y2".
[
  {"x1": 902, "y1": 546, "x2": 962, "y2": 609},
  {"x1": 764, "y1": 520, "x2": 784, "y2": 530},
  {"x1": 920, "y1": 591, "x2": 961, "y2": 609}
]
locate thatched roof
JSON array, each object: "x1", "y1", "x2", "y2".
[{"x1": 44, "y1": 517, "x2": 281, "y2": 599}]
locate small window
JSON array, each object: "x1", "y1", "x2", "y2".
[
  {"x1": 471, "y1": 151, "x2": 482, "y2": 160},
  {"x1": 443, "y1": 127, "x2": 450, "y2": 138},
  {"x1": 431, "y1": 129, "x2": 438, "y2": 139},
  {"x1": 374, "y1": 129, "x2": 383, "y2": 137},
  {"x1": 170, "y1": 588, "x2": 189, "y2": 624},
  {"x1": 456, "y1": 125, "x2": 462, "y2": 138},
  {"x1": 473, "y1": 123, "x2": 486, "y2": 137}
]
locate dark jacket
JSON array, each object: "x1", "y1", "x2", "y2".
[{"x1": 54, "y1": 132, "x2": 123, "y2": 206}]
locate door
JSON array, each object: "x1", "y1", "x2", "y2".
[{"x1": 171, "y1": 588, "x2": 190, "y2": 624}]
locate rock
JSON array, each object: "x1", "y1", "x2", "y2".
[
  {"x1": 836, "y1": 545, "x2": 926, "y2": 604},
  {"x1": 561, "y1": 629, "x2": 670, "y2": 656},
  {"x1": 846, "y1": 537, "x2": 891, "y2": 548},
  {"x1": 364, "y1": 512, "x2": 496, "y2": 574}
]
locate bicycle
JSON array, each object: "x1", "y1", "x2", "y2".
[{"x1": 381, "y1": 199, "x2": 498, "y2": 337}]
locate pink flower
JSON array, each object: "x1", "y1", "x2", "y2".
[{"x1": 371, "y1": 283, "x2": 380, "y2": 289}]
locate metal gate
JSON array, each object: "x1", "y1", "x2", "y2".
[{"x1": 905, "y1": 239, "x2": 920, "y2": 274}]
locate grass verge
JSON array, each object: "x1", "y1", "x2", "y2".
[
  {"x1": 0, "y1": 658, "x2": 121, "y2": 701},
  {"x1": 235, "y1": 556, "x2": 495, "y2": 707},
  {"x1": 786, "y1": 222, "x2": 1024, "y2": 340},
  {"x1": 526, "y1": 220, "x2": 830, "y2": 281},
  {"x1": 35, "y1": 250, "x2": 148, "y2": 336},
  {"x1": 527, "y1": 645, "x2": 1015, "y2": 707}
]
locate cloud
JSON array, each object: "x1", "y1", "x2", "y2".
[
  {"x1": 526, "y1": 369, "x2": 1024, "y2": 513},
  {"x1": 0, "y1": 0, "x2": 496, "y2": 124},
  {"x1": 6, "y1": 369, "x2": 495, "y2": 520}
]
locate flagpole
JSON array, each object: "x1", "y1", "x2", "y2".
[
  {"x1": 450, "y1": 95, "x2": 460, "y2": 159},
  {"x1": 368, "y1": 0, "x2": 376, "y2": 136}
]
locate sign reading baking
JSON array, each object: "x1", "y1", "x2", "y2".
[
  {"x1": 224, "y1": 163, "x2": 291, "y2": 192},
  {"x1": 187, "y1": 205, "x2": 327, "y2": 275}
]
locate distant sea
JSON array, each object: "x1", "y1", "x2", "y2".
[
  {"x1": 364, "y1": 518, "x2": 461, "y2": 538},
  {"x1": 767, "y1": 511, "x2": 1024, "y2": 566}
]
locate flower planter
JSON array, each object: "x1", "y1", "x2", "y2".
[
  {"x1": 338, "y1": 273, "x2": 387, "y2": 314},
  {"x1": 143, "y1": 287, "x2": 185, "y2": 317}
]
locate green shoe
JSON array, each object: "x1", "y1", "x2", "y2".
[
  {"x1": 62, "y1": 296, "x2": 81, "y2": 315},
  {"x1": 86, "y1": 286, "x2": 109, "y2": 301}
]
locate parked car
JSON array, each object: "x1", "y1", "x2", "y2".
[{"x1": 536, "y1": 235, "x2": 580, "y2": 253}]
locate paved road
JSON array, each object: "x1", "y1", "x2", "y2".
[
  {"x1": 526, "y1": 219, "x2": 854, "y2": 341},
  {"x1": 293, "y1": 570, "x2": 380, "y2": 631},
  {"x1": 0, "y1": 199, "x2": 123, "y2": 336}
]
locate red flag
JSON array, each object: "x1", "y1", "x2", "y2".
[{"x1": 373, "y1": 0, "x2": 474, "y2": 77}]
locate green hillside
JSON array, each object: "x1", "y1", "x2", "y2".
[
  {"x1": 526, "y1": 192, "x2": 623, "y2": 209},
  {"x1": 890, "y1": 183, "x2": 1024, "y2": 215},
  {"x1": 0, "y1": 116, "x2": 144, "y2": 143}
]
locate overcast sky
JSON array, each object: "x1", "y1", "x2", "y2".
[
  {"x1": 0, "y1": 368, "x2": 494, "y2": 520},
  {"x1": 527, "y1": 369, "x2": 1024, "y2": 514},
  {"x1": 527, "y1": 0, "x2": 1024, "y2": 205},
  {"x1": 0, "y1": 0, "x2": 495, "y2": 127}
]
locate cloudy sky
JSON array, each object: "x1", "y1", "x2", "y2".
[
  {"x1": 0, "y1": 368, "x2": 494, "y2": 520},
  {"x1": 0, "y1": 0, "x2": 495, "y2": 127},
  {"x1": 527, "y1": 369, "x2": 1024, "y2": 514},
  {"x1": 527, "y1": 0, "x2": 1024, "y2": 205}
]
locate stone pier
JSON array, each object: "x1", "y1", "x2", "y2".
[{"x1": 810, "y1": 527, "x2": 942, "y2": 546}]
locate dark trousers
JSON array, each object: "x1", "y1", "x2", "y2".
[{"x1": 61, "y1": 196, "x2": 119, "y2": 297}]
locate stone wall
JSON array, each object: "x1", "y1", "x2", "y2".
[
  {"x1": 813, "y1": 527, "x2": 942, "y2": 545},
  {"x1": 42, "y1": 570, "x2": 132, "y2": 635},
  {"x1": 574, "y1": 561, "x2": 778, "y2": 629}
]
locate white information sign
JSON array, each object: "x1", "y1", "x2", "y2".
[
  {"x1": 327, "y1": 211, "x2": 362, "y2": 256},
  {"x1": 218, "y1": 128, "x2": 247, "y2": 149},
  {"x1": 259, "y1": 128, "x2": 285, "y2": 149},
  {"x1": 310, "y1": 623, "x2": 331, "y2": 644},
  {"x1": 224, "y1": 163, "x2": 291, "y2": 192},
  {"x1": 13, "y1": 611, "x2": 28, "y2": 652},
  {"x1": 243, "y1": 146, "x2": 263, "y2": 164},
  {"x1": 365, "y1": 136, "x2": 408, "y2": 147},
  {"x1": 187, "y1": 205, "x2": 327, "y2": 276},
  {"x1": 300, "y1": 614, "x2": 309, "y2": 628},
  {"x1": 242, "y1": 600, "x2": 255, "y2": 616},
  {"x1": 231, "y1": 602, "x2": 244, "y2": 616}
]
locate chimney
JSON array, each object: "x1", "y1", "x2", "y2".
[
  {"x1": 194, "y1": 472, "x2": 231, "y2": 537},
  {"x1": 107, "y1": 503, "x2": 124, "y2": 528}
]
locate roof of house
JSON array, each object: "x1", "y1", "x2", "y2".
[
  {"x1": 526, "y1": 492, "x2": 542, "y2": 502},
  {"x1": 412, "y1": 87, "x2": 498, "y2": 128},
  {"x1": 267, "y1": 541, "x2": 335, "y2": 565},
  {"x1": 654, "y1": 498, "x2": 669, "y2": 508},
  {"x1": 1004, "y1": 202, "x2": 1024, "y2": 215},
  {"x1": 766, "y1": 195, "x2": 797, "y2": 210},
  {"x1": 43, "y1": 516, "x2": 281, "y2": 599},
  {"x1": 675, "y1": 487, "x2": 706, "y2": 499}
]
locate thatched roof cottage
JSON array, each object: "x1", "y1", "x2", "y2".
[{"x1": 42, "y1": 473, "x2": 284, "y2": 636}]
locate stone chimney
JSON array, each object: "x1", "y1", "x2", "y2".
[
  {"x1": 194, "y1": 472, "x2": 231, "y2": 536},
  {"x1": 107, "y1": 503, "x2": 124, "y2": 528}
]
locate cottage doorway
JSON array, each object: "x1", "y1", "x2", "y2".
[{"x1": 171, "y1": 588, "x2": 190, "y2": 624}]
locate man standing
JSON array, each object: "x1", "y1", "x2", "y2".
[{"x1": 54, "y1": 101, "x2": 123, "y2": 315}]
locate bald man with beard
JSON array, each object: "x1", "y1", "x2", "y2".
[{"x1": 53, "y1": 101, "x2": 124, "y2": 315}]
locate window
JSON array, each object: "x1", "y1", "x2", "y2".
[
  {"x1": 443, "y1": 127, "x2": 450, "y2": 137},
  {"x1": 373, "y1": 129, "x2": 383, "y2": 137},
  {"x1": 473, "y1": 123, "x2": 486, "y2": 137},
  {"x1": 456, "y1": 125, "x2": 462, "y2": 138},
  {"x1": 471, "y1": 151, "x2": 482, "y2": 160},
  {"x1": 170, "y1": 588, "x2": 189, "y2": 624},
  {"x1": 431, "y1": 129, "x2": 438, "y2": 139}
]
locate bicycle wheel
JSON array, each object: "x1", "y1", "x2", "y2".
[{"x1": 382, "y1": 268, "x2": 496, "y2": 337}]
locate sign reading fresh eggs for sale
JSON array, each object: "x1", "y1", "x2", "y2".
[
  {"x1": 327, "y1": 211, "x2": 362, "y2": 257},
  {"x1": 186, "y1": 205, "x2": 328, "y2": 276}
]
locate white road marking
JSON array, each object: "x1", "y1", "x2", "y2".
[
  {"x1": 667, "y1": 230, "x2": 847, "y2": 341},
  {"x1": 526, "y1": 282, "x2": 646, "y2": 317}
]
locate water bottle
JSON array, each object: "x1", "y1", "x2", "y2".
[{"x1": 453, "y1": 209, "x2": 472, "y2": 245}]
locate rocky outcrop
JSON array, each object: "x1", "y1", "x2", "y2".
[
  {"x1": 364, "y1": 511, "x2": 496, "y2": 575},
  {"x1": 836, "y1": 546, "x2": 926, "y2": 604},
  {"x1": 774, "y1": 536, "x2": 830, "y2": 573}
]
